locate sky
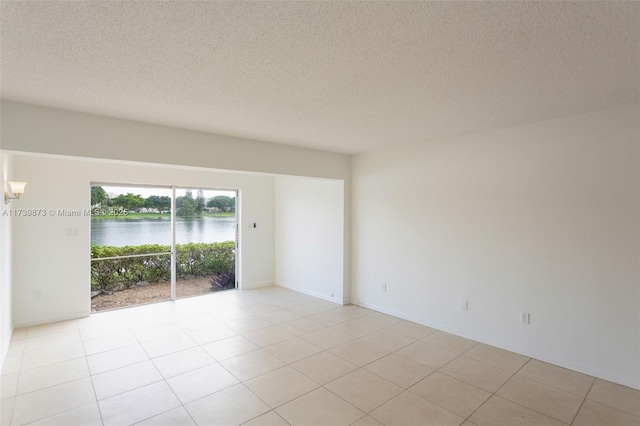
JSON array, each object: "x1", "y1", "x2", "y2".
[{"x1": 100, "y1": 185, "x2": 236, "y2": 199}]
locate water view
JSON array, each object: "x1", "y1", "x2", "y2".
[
  {"x1": 90, "y1": 186, "x2": 238, "y2": 311},
  {"x1": 91, "y1": 216, "x2": 236, "y2": 246}
]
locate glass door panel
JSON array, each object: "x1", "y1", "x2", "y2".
[
  {"x1": 174, "y1": 188, "x2": 237, "y2": 299},
  {"x1": 90, "y1": 185, "x2": 172, "y2": 311}
]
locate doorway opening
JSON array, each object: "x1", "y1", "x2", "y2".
[{"x1": 90, "y1": 184, "x2": 238, "y2": 312}]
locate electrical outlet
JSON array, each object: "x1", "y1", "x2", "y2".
[
  {"x1": 461, "y1": 300, "x2": 469, "y2": 311},
  {"x1": 520, "y1": 312, "x2": 530, "y2": 325}
]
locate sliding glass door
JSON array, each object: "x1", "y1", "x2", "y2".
[{"x1": 90, "y1": 184, "x2": 237, "y2": 312}]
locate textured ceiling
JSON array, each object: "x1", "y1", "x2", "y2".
[{"x1": 1, "y1": 1, "x2": 638, "y2": 154}]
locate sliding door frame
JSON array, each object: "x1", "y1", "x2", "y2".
[
  {"x1": 91, "y1": 182, "x2": 240, "y2": 305},
  {"x1": 172, "y1": 186, "x2": 240, "y2": 293}
]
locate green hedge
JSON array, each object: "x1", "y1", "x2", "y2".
[{"x1": 91, "y1": 241, "x2": 235, "y2": 291}]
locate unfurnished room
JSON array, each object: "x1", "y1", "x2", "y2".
[{"x1": 0, "y1": 2, "x2": 638, "y2": 426}]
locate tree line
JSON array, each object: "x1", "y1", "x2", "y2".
[{"x1": 91, "y1": 186, "x2": 235, "y2": 216}]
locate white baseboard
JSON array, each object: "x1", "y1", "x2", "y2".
[
  {"x1": 353, "y1": 299, "x2": 639, "y2": 390},
  {"x1": 13, "y1": 311, "x2": 90, "y2": 329},
  {"x1": 277, "y1": 282, "x2": 343, "y2": 305},
  {"x1": 0, "y1": 324, "x2": 14, "y2": 374},
  {"x1": 241, "y1": 280, "x2": 274, "y2": 290}
]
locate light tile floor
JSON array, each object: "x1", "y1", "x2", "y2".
[{"x1": 1, "y1": 286, "x2": 638, "y2": 426}]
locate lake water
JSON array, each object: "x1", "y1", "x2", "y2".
[{"x1": 91, "y1": 216, "x2": 236, "y2": 247}]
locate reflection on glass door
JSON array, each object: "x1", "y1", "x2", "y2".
[{"x1": 174, "y1": 188, "x2": 237, "y2": 299}]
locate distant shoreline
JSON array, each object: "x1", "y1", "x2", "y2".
[{"x1": 91, "y1": 212, "x2": 235, "y2": 220}]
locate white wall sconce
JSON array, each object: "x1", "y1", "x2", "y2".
[{"x1": 4, "y1": 181, "x2": 27, "y2": 204}]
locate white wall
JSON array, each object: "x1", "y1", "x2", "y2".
[
  {"x1": 275, "y1": 176, "x2": 345, "y2": 304},
  {"x1": 0, "y1": 153, "x2": 14, "y2": 372},
  {"x1": 351, "y1": 105, "x2": 640, "y2": 388},
  {"x1": 11, "y1": 154, "x2": 275, "y2": 327}
]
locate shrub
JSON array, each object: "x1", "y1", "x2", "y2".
[{"x1": 91, "y1": 241, "x2": 235, "y2": 291}]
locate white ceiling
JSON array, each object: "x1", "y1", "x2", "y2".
[{"x1": 1, "y1": 1, "x2": 638, "y2": 154}]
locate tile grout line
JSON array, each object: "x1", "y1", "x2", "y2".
[
  {"x1": 9, "y1": 289, "x2": 635, "y2": 426},
  {"x1": 569, "y1": 379, "x2": 596, "y2": 426},
  {"x1": 514, "y1": 365, "x2": 596, "y2": 400},
  {"x1": 316, "y1": 330, "x2": 466, "y2": 423},
  {"x1": 152, "y1": 356, "x2": 199, "y2": 426},
  {"x1": 463, "y1": 355, "x2": 531, "y2": 423},
  {"x1": 491, "y1": 358, "x2": 592, "y2": 425},
  {"x1": 7, "y1": 342, "x2": 24, "y2": 426},
  {"x1": 193, "y1": 303, "x2": 378, "y2": 423},
  {"x1": 9, "y1": 349, "x2": 89, "y2": 420},
  {"x1": 412, "y1": 341, "x2": 520, "y2": 424},
  {"x1": 487, "y1": 371, "x2": 573, "y2": 425},
  {"x1": 84, "y1": 349, "x2": 105, "y2": 426}
]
